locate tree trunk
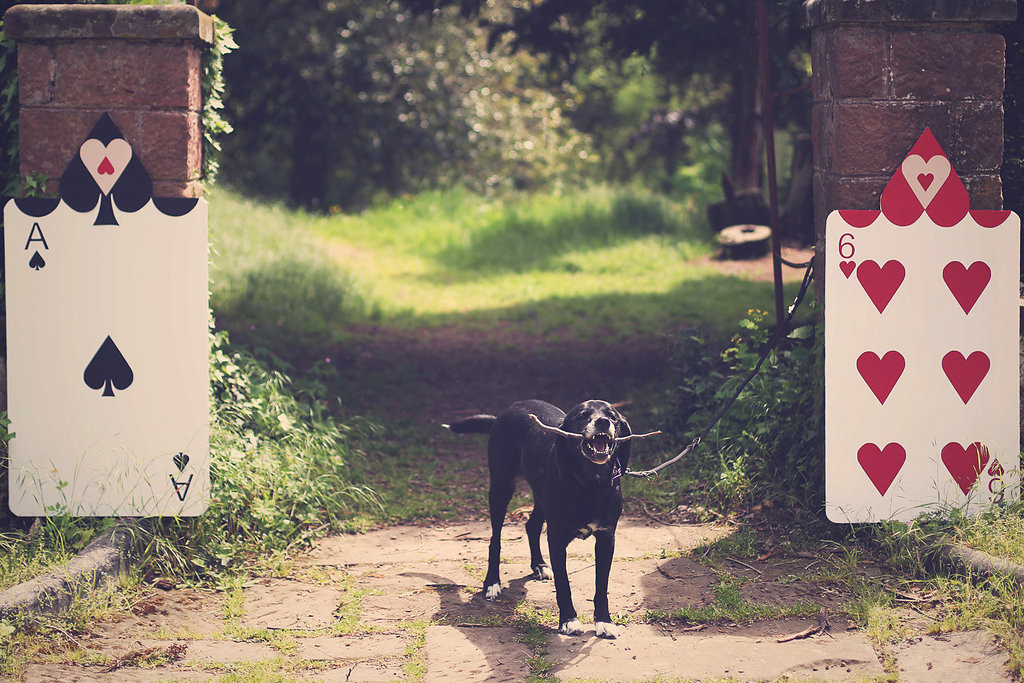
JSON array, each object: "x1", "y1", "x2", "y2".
[{"x1": 727, "y1": 22, "x2": 764, "y2": 193}]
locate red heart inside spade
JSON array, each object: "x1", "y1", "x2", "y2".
[
  {"x1": 856, "y1": 350, "x2": 905, "y2": 404},
  {"x1": 97, "y1": 157, "x2": 115, "y2": 175},
  {"x1": 839, "y1": 261, "x2": 856, "y2": 278},
  {"x1": 856, "y1": 260, "x2": 905, "y2": 313},
  {"x1": 857, "y1": 443, "x2": 906, "y2": 496},
  {"x1": 941, "y1": 442, "x2": 989, "y2": 495},
  {"x1": 918, "y1": 173, "x2": 934, "y2": 190},
  {"x1": 941, "y1": 351, "x2": 990, "y2": 404},
  {"x1": 942, "y1": 261, "x2": 991, "y2": 314}
]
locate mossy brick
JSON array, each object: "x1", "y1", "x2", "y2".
[
  {"x1": 16, "y1": 43, "x2": 53, "y2": 106},
  {"x1": 827, "y1": 102, "x2": 955, "y2": 175},
  {"x1": 804, "y1": 0, "x2": 1017, "y2": 26},
  {"x1": 53, "y1": 41, "x2": 201, "y2": 110},
  {"x1": 18, "y1": 109, "x2": 107, "y2": 181},
  {"x1": 138, "y1": 110, "x2": 202, "y2": 181},
  {"x1": 959, "y1": 174, "x2": 1004, "y2": 210},
  {"x1": 950, "y1": 100, "x2": 1005, "y2": 173},
  {"x1": 812, "y1": 27, "x2": 887, "y2": 101},
  {"x1": 891, "y1": 31, "x2": 1005, "y2": 100},
  {"x1": 18, "y1": 109, "x2": 201, "y2": 197},
  {"x1": 4, "y1": 4, "x2": 212, "y2": 44},
  {"x1": 153, "y1": 180, "x2": 203, "y2": 198}
]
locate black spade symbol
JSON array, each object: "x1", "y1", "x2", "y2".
[
  {"x1": 173, "y1": 452, "x2": 190, "y2": 472},
  {"x1": 28, "y1": 251, "x2": 45, "y2": 270},
  {"x1": 83, "y1": 336, "x2": 133, "y2": 396}
]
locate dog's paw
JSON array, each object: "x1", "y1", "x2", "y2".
[
  {"x1": 533, "y1": 565, "x2": 553, "y2": 581},
  {"x1": 484, "y1": 582, "x2": 502, "y2": 600},
  {"x1": 558, "y1": 618, "x2": 583, "y2": 636},
  {"x1": 595, "y1": 621, "x2": 619, "y2": 639}
]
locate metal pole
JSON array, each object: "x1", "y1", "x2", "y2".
[{"x1": 757, "y1": 0, "x2": 786, "y2": 331}]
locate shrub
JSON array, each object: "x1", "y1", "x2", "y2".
[
  {"x1": 666, "y1": 307, "x2": 824, "y2": 513},
  {"x1": 140, "y1": 328, "x2": 376, "y2": 579}
]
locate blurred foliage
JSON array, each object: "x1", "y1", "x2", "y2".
[
  {"x1": 216, "y1": 0, "x2": 595, "y2": 210},
  {"x1": 215, "y1": 0, "x2": 811, "y2": 210},
  {"x1": 410, "y1": 0, "x2": 812, "y2": 192}
]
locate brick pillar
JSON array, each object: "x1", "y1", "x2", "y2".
[
  {"x1": 3, "y1": 3, "x2": 213, "y2": 198},
  {"x1": 804, "y1": 0, "x2": 1016, "y2": 300}
]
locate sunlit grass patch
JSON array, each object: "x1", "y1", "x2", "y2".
[{"x1": 956, "y1": 505, "x2": 1024, "y2": 566}]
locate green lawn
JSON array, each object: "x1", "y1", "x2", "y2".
[{"x1": 208, "y1": 184, "x2": 801, "y2": 348}]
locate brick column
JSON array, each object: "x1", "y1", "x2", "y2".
[
  {"x1": 804, "y1": 0, "x2": 1016, "y2": 299},
  {"x1": 4, "y1": 3, "x2": 213, "y2": 198}
]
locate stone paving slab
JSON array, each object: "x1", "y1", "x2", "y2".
[
  {"x1": 243, "y1": 578, "x2": 341, "y2": 630},
  {"x1": 425, "y1": 626, "x2": 533, "y2": 682},
  {"x1": 294, "y1": 633, "x2": 408, "y2": 661},
  {"x1": 893, "y1": 630, "x2": 1012, "y2": 682},
  {"x1": 545, "y1": 623, "x2": 884, "y2": 681},
  {"x1": 301, "y1": 519, "x2": 732, "y2": 566}
]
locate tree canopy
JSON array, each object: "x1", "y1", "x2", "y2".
[{"x1": 214, "y1": 0, "x2": 811, "y2": 210}]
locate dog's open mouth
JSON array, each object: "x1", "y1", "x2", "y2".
[{"x1": 582, "y1": 435, "x2": 614, "y2": 464}]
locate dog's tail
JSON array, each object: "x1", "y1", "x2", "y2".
[{"x1": 442, "y1": 414, "x2": 497, "y2": 434}]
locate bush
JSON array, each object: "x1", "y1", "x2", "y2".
[
  {"x1": 140, "y1": 328, "x2": 376, "y2": 579},
  {"x1": 666, "y1": 307, "x2": 824, "y2": 513}
]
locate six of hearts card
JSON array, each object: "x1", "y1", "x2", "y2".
[
  {"x1": 825, "y1": 128, "x2": 1020, "y2": 523},
  {"x1": 3, "y1": 113, "x2": 209, "y2": 517}
]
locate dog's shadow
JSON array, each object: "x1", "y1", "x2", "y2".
[{"x1": 402, "y1": 570, "x2": 552, "y2": 675}]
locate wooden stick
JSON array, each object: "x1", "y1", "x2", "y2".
[{"x1": 528, "y1": 413, "x2": 583, "y2": 439}]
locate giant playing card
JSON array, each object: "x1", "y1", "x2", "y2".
[
  {"x1": 4, "y1": 113, "x2": 209, "y2": 516},
  {"x1": 825, "y1": 128, "x2": 1020, "y2": 522}
]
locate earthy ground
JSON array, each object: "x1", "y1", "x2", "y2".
[
  {"x1": 20, "y1": 520, "x2": 1013, "y2": 681},
  {"x1": 17, "y1": 246, "x2": 1018, "y2": 681}
]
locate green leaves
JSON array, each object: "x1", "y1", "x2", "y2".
[
  {"x1": 0, "y1": 23, "x2": 20, "y2": 197},
  {"x1": 200, "y1": 15, "x2": 237, "y2": 183},
  {"x1": 667, "y1": 306, "x2": 824, "y2": 512}
]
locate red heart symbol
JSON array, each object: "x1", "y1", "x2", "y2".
[
  {"x1": 942, "y1": 261, "x2": 991, "y2": 314},
  {"x1": 856, "y1": 260, "x2": 905, "y2": 313},
  {"x1": 857, "y1": 443, "x2": 906, "y2": 496},
  {"x1": 839, "y1": 261, "x2": 856, "y2": 278},
  {"x1": 941, "y1": 351, "x2": 990, "y2": 404},
  {"x1": 918, "y1": 173, "x2": 934, "y2": 190},
  {"x1": 856, "y1": 350, "x2": 905, "y2": 404},
  {"x1": 941, "y1": 442, "x2": 989, "y2": 495},
  {"x1": 987, "y1": 459, "x2": 1004, "y2": 478},
  {"x1": 98, "y1": 157, "x2": 115, "y2": 175}
]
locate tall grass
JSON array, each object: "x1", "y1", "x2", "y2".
[
  {"x1": 140, "y1": 330, "x2": 377, "y2": 578},
  {"x1": 208, "y1": 190, "x2": 366, "y2": 352}
]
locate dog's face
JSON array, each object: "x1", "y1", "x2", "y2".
[{"x1": 560, "y1": 400, "x2": 631, "y2": 467}]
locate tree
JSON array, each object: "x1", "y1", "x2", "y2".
[
  {"x1": 215, "y1": 0, "x2": 593, "y2": 209},
  {"x1": 413, "y1": 0, "x2": 811, "y2": 194}
]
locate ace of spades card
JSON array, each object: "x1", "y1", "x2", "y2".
[
  {"x1": 3, "y1": 113, "x2": 209, "y2": 517},
  {"x1": 825, "y1": 128, "x2": 1020, "y2": 523}
]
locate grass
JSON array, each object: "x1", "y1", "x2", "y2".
[{"x1": 210, "y1": 184, "x2": 796, "y2": 347}]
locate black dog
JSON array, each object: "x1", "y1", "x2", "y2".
[{"x1": 445, "y1": 399, "x2": 656, "y2": 639}]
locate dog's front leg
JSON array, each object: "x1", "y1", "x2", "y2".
[
  {"x1": 593, "y1": 530, "x2": 619, "y2": 639},
  {"x1": 547, "y1": 529, "x2": 581, "y2": 635},
  {"x1": 525, "y1": 506, "x2": 552, "y2": 580}
]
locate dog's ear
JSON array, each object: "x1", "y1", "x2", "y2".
[{"x1": 615, "y1": 413, "x2": 632, "y2": 472}]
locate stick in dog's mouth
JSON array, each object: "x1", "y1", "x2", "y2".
[
  {"x1": 582, "y1": 435, "x2": 614, "y2": 464},
  {"x1": 527, "y1": 413, "x2": 663, "y2": 443}
]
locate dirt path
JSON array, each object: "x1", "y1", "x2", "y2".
[
  {"x1": 17, "y1": 245, "x2": 1018, "y2": 681},
  {"x1": 22, "y1": 520, "x2": 1012, "y2": 681}
]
